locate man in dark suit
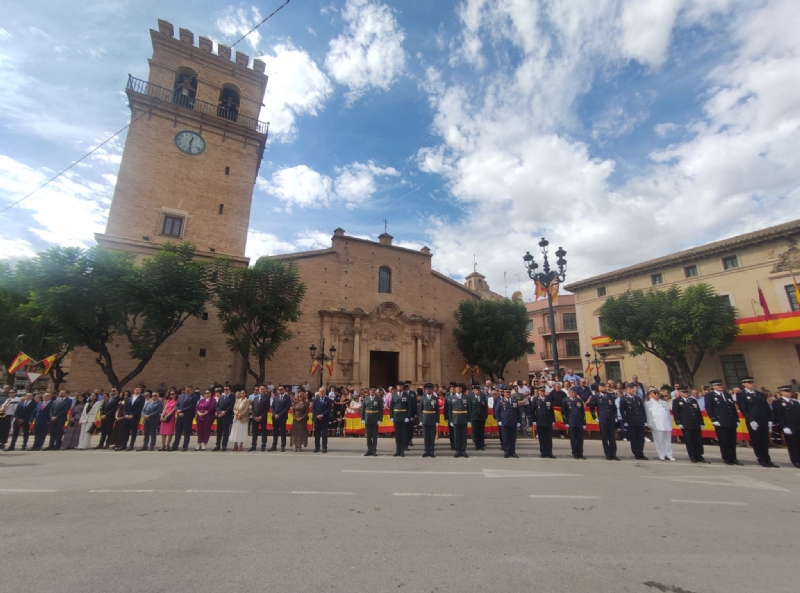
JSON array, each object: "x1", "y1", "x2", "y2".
[
  {"x1": 97, "y1": 388, "x2": 120, "y2": 449},
  {"x1": 47, "y1": 390, "x2": 72, "y2": 450},
  {"x1": 31, "y1": 394, "x2": 53, "y2": 451},
  {"x1": 9, "y1": 392, "x2": 36, "y2": 451},
  {"x1": 249, "y1": 386, "x2": 270, "y2": 452},
  {"x1": 619, "y1": 383, "x2": 648, "y2": 460},
  {"x1": 119, "y1": 387, "x2": 145, "y2": 451},
  {"x1": 467, "y1": 385, "x2": 488, "y2": 451},
  {"x1": 705, "y1": 379, "x2": 742, "y2": 465},
  {"x1": 171, "y1": 386, "x2": 200, "y2": 452},
  {"x1": 496, "y1": 388, "x2": 522, "y2": 458},
  {"x1": 588, "y1": 382, "x2": 618, "y2": 460},
  {"x1": 562, "y1": 387, "x2": 587, "y2": 459},
  {"x1": 737, "y1": 377, "x2": 777, "y2": 468},
  {"x1": 139, "y1": 392, "x2": 164, "y2": 451},
  {"x1": 530, "y1": 387, "x2": 556, "y2": 458},
  {"x1": 312, "y1": 389, "x2": 333, "y2": 453},
  {"x1": 672, "y1": 386, "x2": 709, "y2": 463},
  {"x1": 213, "y1": 386, "x2": 235, "y2": 451},
  {"x1": 269, "y1": 385, "x2": 291, "y2": 452}
]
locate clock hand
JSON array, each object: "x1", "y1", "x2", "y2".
[{"x1": 188, "y1": 137, "x2": 194, "y2": 151}]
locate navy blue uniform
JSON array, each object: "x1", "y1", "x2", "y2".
[
  {"x1": 773, "y1": 396, "x2": 800, "y2": 467},
  {"x1": 312, "y1": 395, "x2": 333, "y2": 452},
  {"x1": 530, "y1": 395, "x2": 555, "y2": 457},
  {"x1": 588, "y1": 391, "x2": 618, "y2": 459},
  {"x1": 561, "y1": 396, "x2": 586, "y2": 458},
  {"x1": 496, "y1": 396, "x2": 521, "y2": 457},
  {"x1": 737, "y1": 388, "x2": 773, "y2": 466},
  {"x1": 672, "y1": 395, "x2": 705, "y2": 462},
  {"x1": 619, "y1": 394, "x2": 647, "y2": 459},
  {"x1": 705, "y1": 389, "x2": 739, "y2": 464}
]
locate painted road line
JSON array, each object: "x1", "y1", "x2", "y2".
[
  {"x1": 0, "y1": 489, "x2": 60, "y2": 493},
  {"x1": 89, "y1": 489, "x2": 155, "y2": 493},
  {"x1": 185, "y1": 489, "x2": 249, "y2": 493},
  {"x1": 343, "y1": 470, "x2": 482, "y2": 475},
  {"x1": 529, "y1": 495, "x2": 600, "y2": 499},
  {"x1": 393, "y1": 493, "x2": 462, "y2": 497},
  {"x1": 291, "y1": 491, "x2": 356, "y2": 495},
  {"x1": 669, "y1": 499, "x2": 746, "y2": 505}
]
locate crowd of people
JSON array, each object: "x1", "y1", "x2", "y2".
[{"x1": 0, "y1": 373, "x2": 798, "y2": 469}]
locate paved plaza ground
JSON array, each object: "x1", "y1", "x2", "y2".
[{"x1": 1, "y1": 434, "x2": 797, "y2": 593}]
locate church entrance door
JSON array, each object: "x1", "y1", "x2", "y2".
[{"x1": 369, "y1": 351, "x2": 399, "y2": 389}]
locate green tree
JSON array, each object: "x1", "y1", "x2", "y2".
[
  {"x1": 598, "y1": 283, "x2": 739, "y2": 388},
  {"x1": 211, "y1": 256, "x2": 306, "y2": 385},
  {"x1": 453, "y1": 298, "x2": 533, "y2": 380},
  {"x1": 0, "y1": 263, "x2": 28, "y2": 386},
  {"x1": 20, "y1": 242, "x2": 209, "y2": 389}
]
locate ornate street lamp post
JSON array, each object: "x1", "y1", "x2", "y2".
[
  {"x1": 584, "y1": 349, "x2": 607, "y2": 382},
  {"x1": 309, "y1": 340, "x2": 336, "y2": 389},
  {"x1": 523, "y1": 238, "x2": 567, "y2": 378}
]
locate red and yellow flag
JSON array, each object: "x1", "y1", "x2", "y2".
[
  {"x1": 549, "y1": 282, "x2": 559, "y2": 304},
  {"x1": 325, "y1": 359, "x2": 334, "y2": 376},
  {"x1": 41, "y1": 354, "x2": 58, "y2": 375},
  {"x1": 310, "y1": 359, "x2": 321, "y2": 375},
  {"x1": 461, "y1": 363, "x2": 471, "y2": 376},
  {"x1": 473, "y1": 365, "x2": 480, "y2": 376},
  {"x1": 8, "y1": 352, "x2": 33, "y2": 374},
  {"x1": 757, "y1": 283, "x2": 771, "y2": 320},
  {"x1": 585, "y1": 364, "x2": 593, "y2": 375},
  {"x1": 534, "y1": 280, "x2": 547, "y2": 301},
  {"x1": 793, "y1": 273, "x2": 800, "y2": 307}
]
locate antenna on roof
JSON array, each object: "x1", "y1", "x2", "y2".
[
  {"x1": 384, "y1": 219, "x2": 388, "y2": 234},
  {"x1": 473, "y1": 254, "x2": 477, "y2": 273}
]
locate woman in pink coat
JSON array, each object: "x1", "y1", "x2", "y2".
[{"x1": 158, "y1": 390, "x2": 178, "y2": 451}]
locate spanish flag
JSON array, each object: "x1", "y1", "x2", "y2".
[
  {"x1": 41, "y1": 354, "x2": 58, "y2": 375},
  {"x1": 461, "y1": 363, "x2": 471, "y2": 376},
  {"x1": 310, "y1": 359, "x2": 321, "y2": 375},
  {"x1": 549, "y1": 282, "x2": 559, "y2": 304},
  {"x1": 325, "y1": 359, "x2": 334, "y2": 376},
  {"x1": 585, "y1": 364, "x2": 593, "y2": 375},
  {"x1": 757, "y1": 282, "x2": 771, "y2": 320},
  {"x1": 8, "y1": 352, "x2": 33, "y2": 374},
  {"x1": 473, "y1": 365, "x2": 480, "y2": 376},
  {"x1": 793, "y1": 273, "x2": 800, "y2": 307}
]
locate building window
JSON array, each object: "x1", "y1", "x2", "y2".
[
  {"x1": 201, "y1": 312, "x2": 209, "y2": 321},
  {"x1": 717, "y1": 294, "x2": 731, "y2": 307},
  {"x1": 605, "y1": 361, "x2": 621, "y2": 382},
  {"x1": 598, "y1": 316, "x2": 607, "y2": 335},
  {"x1": 785, "y1": 285, "x2": 799, "y2": 311},
  {"x1": 225, "y1": 166, "x2": 230, "y2": 175},
  {"x1": 478, "y1": 279, "x2": 483, "y2": 288},
  {"x1": 199, "y1": 348, "x2": 207, "y2": 358},
  {"x1": 562, "y1": 313, "x2": 577, "y2": 331},
  {"x1": 218, "y1": 204, "x2": 224, "y2": 215},
  {"x1": 218, "y1": 85, "x2": 240, "y2": 122},
  {"x1": 525, "y1": 320, "x2": 533, "y2": 332},
  {"x1": 378, "y1": 267, "x2": 391, "y2": 293},
  {"x1": 597, "y1": 286, "x2": 606, "y2": 297},
  {"x1": 173, "y1": 68, "x2": 197, "y2": 109},
  {"x1": 565, "y1": 338, "x2": 580, "y2": 357},
  {"x1": 684, "y1": 265, "x2": 698, "y2": 278},
  {"x1": 651, "y1": 273, "x2": 663, "y2": 285},
  {"x1": 161, "y1": 215, "x2": 184, "y2": 237},
  {"x1": 722, "y1": 255, "x2": 739, "y2": 270},
  {"x1": 720, "y1": 354, "x2": 749, "y2": 390}
]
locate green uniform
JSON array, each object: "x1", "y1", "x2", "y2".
[
  {"x1": 450, "y1": 393, "x2": 470, "y2": 456},
  {"x1": 468, "y1": 392, "x2": 488, "y2": 450},
  {"x1": 361, "y1": 395, "x2": 383, "y2": 455},
  {"x1": 390, "y1": 392, "x2": 413, "y2": 456},
  {"x1": 420, "y1": 393, "x2": 439, "y2": 456}
]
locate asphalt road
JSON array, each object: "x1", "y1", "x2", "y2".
[{"x1": 1, "y1": 434, "x2": 797, "y2": 593}]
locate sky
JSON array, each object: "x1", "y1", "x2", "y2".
[{"x1": 1, "y1": 0, "x2": 799, "y2": 300}]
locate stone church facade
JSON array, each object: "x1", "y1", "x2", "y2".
[{"x1": 62, "y1": 20, "x2": 527, "y2": 392}]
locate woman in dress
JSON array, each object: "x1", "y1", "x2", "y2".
[
  {"x1": 347, "y1": 390, "x2": 362, "y2": 414},
  {"x1": 78, "y1": 392, "x2": 102, "y2": 450},
  {"x1": 110, "y1": 391, "x2": 129, "y2": 450},
  {"x1": 230, "y1": 390, "x2": 250, "y2": 452},
  {"x1": 290, "y1": 390, "x2": 310, "y2": 452},
  {"x1": 645, "y1": 387, "x2": 675, "y2": 461},
  {"x1": 195, "y1": 389, "x2": 216, "y2": 451},
  {"x1": 62, "y1": 393, "x2": 85, "y2": 450},
  {"x1": 159, "y1": 390, "x2": 178, "y2": 451}
]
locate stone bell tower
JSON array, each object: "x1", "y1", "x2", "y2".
[{"x1": 96, "y1": 19, "x2": 269, "y2": 262}]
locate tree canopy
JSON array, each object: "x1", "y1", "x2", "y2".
[
  {"x1": 597, "y1": 283, "x2": 739, "y2": 388},
  {"x1": 453, "y1": 298, "x2": 533, "y2": 380},
  {"x1": 211, "y1": 256, "x2": 306, "y2": 386}
]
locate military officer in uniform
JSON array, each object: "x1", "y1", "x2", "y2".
[
  {"x1": 619, "y1": 383, "x2": 648, "y2": 460},
  {"x1": 562, "y1": 387, "x2": 586, "y2": 459},
  {"x1": 773, "y1": 385, "x2": 800, "y2": 468},
  {"x1": 737, "y1": 377, "x2": 778, "y2": 468},
  {"x1": 468, "y1": 385, "x2": 488, "y2": 451},
  {"x1": 497, "y1": 389, "x2": 521, "y2": 458},
  {"x1": 443, "y1": 385, "x2": 457, "y2": 451},
  {"x1": 588, "y1": 382, "x2": 619, "y2": 460},
  {"x1": 449, "y1": 386, "x2": 470, "y2": 458},
  {"x1": 361, "y1": 388, "x2": 383, "y2": 456},
  {"x1": 399, "y1": 382, "x2": 416, "y2": 449},
  {"x1": 420, "y1": 383, "x2": 439, "y2": 458},
  {"x1": 389, "y1": 384, "x2": 413, "y2": 457},
  {"x1": 530, "y1": 387, "x2": 555, "y2": 458},
  {"x1": 672, "y1": 386, "x2": 709, "y2": 463},
  {"x1": 705, "y1": 379, "x2": 742, "y2": 465}
]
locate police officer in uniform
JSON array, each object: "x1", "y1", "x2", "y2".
[
  {"x1": 619, "y1": 383, "x2": 648, "y2": 460},
  {"x1": 389, "y1": 385, "x2": 413, "y2": 457},
  {"x1": 562, "y1": 387, "x2": 586, "y2": 459},
  {"x1": 705, "y1": 379, "x2": 742, "y2": 465},
  {"x1": 468, "y1": 385, "x2": 488, "y2": 451},
  {"x1": 773, "y1": 385, "x2": 800, "y2": 468},
  {"x1": 444, "y1": 385, "x2": 457, "y2": 451},
  {"x1": 449, "y1": 386, "x2": 470, "y2": 458},
  {"x1": 420, "y1": 383, "x2": 439, "y2": 458},
  {"x1": 588, "y1": 382, "x2": 619, "y2": 460},
  {"x1": 737, "y1": 377, "x2": 778, "y2": 468},
  {"x1": 530, "y1": 387, "x2": 555, "y2": 458},
  {"x1": 497, "y1": 389, "x2": 521, "y2": 458},
  {"x1": 361, "y1": 388, "x2": 383, "y2": 457},
  {"x1": 672, "y1": 386, "x2": 709, "y2": 463}
]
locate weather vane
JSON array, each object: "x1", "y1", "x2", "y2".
[{"x1": 473, "y1": 254, "x2": 477, "y2": 273}]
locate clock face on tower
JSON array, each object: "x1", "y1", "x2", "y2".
[{"x1": 174, "y1": 130, "x2": 206, "y2": 155}]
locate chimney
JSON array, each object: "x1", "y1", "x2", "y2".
[
  {"x1": 378, "y1": 233, "x2": 393, "y2": 246},
  {"x1": 178, "y1": 28, "x2": 194, "y2": 45},
  {"x1": 235, "y1": 51, "x2": 249, "y2": 67},
  {"x1": 198, "y1": 36, "x2": 213, "y2": 52},
  {"x1": 157, "y1": 20, "x2": 174, "y2": 37},
  {"x1": 333, "y1": 228, "x2": 346, "y2": 238}
]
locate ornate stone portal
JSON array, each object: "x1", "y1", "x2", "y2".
[{"x1": 320, "y1": 301, "x2": 443, "y2": 389}]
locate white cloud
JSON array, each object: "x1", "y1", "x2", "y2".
[
  {"x1": 258, "y1": 160, "x2": 399, "y2": 210},
  {"x1": 591, "y1": 92, "x2": 655, "y2": 143},
  {"x1": 324, "y1": 0, "x2": 406, "y2": 104},
  {"x1": 245, "y1": 228, "x2": 331, "y2": 260},
  {"x1": 257, "y1": 43, "x2": 333, "y2": 141},
  {"x1": 0, "y1": 236, "x2": 35, "y2": 260},
  {"x1": 216, "y1": 6, "x2": 263, "y2": 51}
]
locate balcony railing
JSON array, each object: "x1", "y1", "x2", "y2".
[
  {"x1": 126, "y1": 75, "x2": 269, "y2": 135},
  {"x1": 538, "y1": 321, "x2": 579, "y2": 335}
]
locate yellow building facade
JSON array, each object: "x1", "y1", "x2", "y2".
[{"x1": 564, "y1": 219, "x2": 800, "y2": 391}]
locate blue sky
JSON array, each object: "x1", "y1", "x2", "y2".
[{"x1": 1, "y1": 0, "x2": 799, "y2": 299}]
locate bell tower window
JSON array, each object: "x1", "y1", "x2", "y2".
[
  {"x1": 161, "y1": 215, "x2": 184, "y2": 237},
  {"x1": 218, "y1": 85, "x2": 240, "y2": 122},
  {"x1": 173, "y1": 67, "x2": 197, "y2": 109},
  {"x1": 378, "y1": 267, "x2": 392, "y2": 293}
]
